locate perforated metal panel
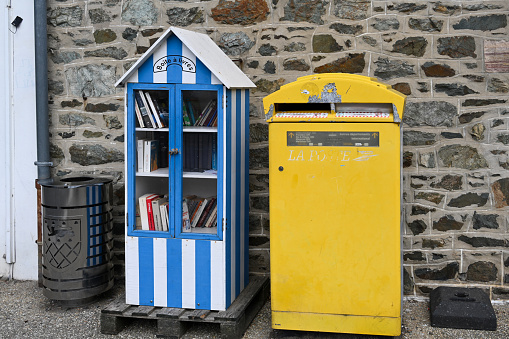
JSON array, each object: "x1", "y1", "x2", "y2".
[{"x1": 41, "y1": 177, "x2": 114, "y2": 304}]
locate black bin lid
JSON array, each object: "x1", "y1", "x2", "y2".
[{"x1": 39, "y1": 176, "x2": 112, "y2": 189}]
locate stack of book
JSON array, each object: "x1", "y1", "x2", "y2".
[
  {"x1": 183, "y1": 99, "x2": 218, "y2": 127},
  {"x1": 182, "y1": 196, "x2": 217, "y2": 232},
  {"x1": 134, "y1": 90, "x2": 169, "y2": 128},
  {"x1": 138, "y1": 194, "x2": 169, "y2": 231},
  {"x1": 137, "y1": 134, "x2": 168, "y2": 172},
  {"x1": 182, "y1": 133, "x2": 217, "y2": 172}
]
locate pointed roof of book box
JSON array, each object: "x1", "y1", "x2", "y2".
[{"x1": 115, "y1": 26, "x2": 255, "y2": 89}]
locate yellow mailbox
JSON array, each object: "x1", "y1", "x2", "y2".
[{"x1": 264, "y1": 74, "x2": 406, "y2": 336}]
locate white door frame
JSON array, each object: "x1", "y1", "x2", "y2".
[{"x1": 0, "y1": 0, "x2": 38, "y2": 280}]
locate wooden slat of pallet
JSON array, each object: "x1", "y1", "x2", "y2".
[
  {"x1": 204, "y1": 312, "x2": 219, "y2": 322},
  {"x1": 183, "y1": 309, "x2": 211, "y2": 321},
  {"x1": 214, "y1": 276, "x2": 266, "y2": 321},
  {"x1": 101, "y1": 296, "x2": 131, "y2": 315},
  {"x1": 156, "y1": 307, "x2": 187, "y2": 319},
  {"x1": 100, "y1": 276, "x2": 270, "y2": 339},
  {"x1": 125, "y1": 305, "x2": 155, "y2": 317},
  {"x1": 101, "y1": 312, "x2": 129, "y2": 335},
  {"x1": 220, "y1": 276, "x2": 270, "y2": 339},
  {"x1": 156, "y1": 318, "x2": 189, "y2": 338},
  {"x1": 133, "y1": 306, "x2": 160, "y2": 317}
]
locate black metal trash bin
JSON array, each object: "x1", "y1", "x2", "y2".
[{"x1": 40, "y1": 176, "x2": 114, "y2": 305}]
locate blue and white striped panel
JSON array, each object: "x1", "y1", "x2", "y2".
[
  {"x1": 225, "y1": 89, "x2": 250, "y2": 307},
  {"x1": 125, "y1": 237, "x2": 226, "y2": 310},
  {"x1": 127, "y1": 33, "x2": 222, "y2": 86},
  {"x1": 243, "y1": 90, "x2": 250, "y2": 288},
  {"x1": 87, "y1": 186, "x2": 97, "y2": 267},
  {"x1": 86, "y1": 185, "x2": 106, "y2": 267}
]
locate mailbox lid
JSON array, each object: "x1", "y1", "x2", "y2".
[{"x1": 264, "y1": 73, "x2": 406, "y2": 123}]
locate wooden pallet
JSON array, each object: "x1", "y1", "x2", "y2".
[{"x1": 100, "y1": 275, "x2": 269, "y2": 339}]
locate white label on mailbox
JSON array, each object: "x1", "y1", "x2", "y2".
[
  {"x1": 336, "y1": 112, "x2": 390, "y2": 118},
  {"x1": 275, "y1": 112, "x2": 329, "y2": 118}
]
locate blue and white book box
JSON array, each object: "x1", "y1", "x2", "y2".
[{"x1": 115, "y1": 27, "x2": 255, "y2": 311}]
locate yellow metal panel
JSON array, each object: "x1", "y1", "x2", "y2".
[
  {"x1": 263, "y1": 73, "x2": 406, "y2": 122},
  {"x1": 269, "y1": 122, "x2": 401, "y2": 336},
  {"x1": 272, "y1": 311, "x2": 401, "y2": 336}
]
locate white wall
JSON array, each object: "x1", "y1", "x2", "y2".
[
  {"x1": 0, "y1": 0, "x2": 13, "y2": 278},
  {"x1": 0, "y1": 0, "x2": 38, "y2": 280}
]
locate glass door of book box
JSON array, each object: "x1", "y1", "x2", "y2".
[
  {"x1": 177, "y1": 85, "x2": 222, "y2": 240},
  {"x1": 128, "y1": 83, "x2": 222, "y2": 241}
]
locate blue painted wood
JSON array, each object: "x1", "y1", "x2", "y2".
[
  {"x1": 244, "y1": 90, "x2": 250, "y2": 287},
  {"x1": 139, "y1": 55, "x2": 154, "y2": 83},
  {"x1": 167, "y1": 35, "x2": 183, "y2": 84},
  {"x1": 225, "y1": 89, "x2": 232, "y2": 307},
  {"x1": 195, "y1": 241, "x2": 211, "y2": 309},
  {"x1": 196, "y1": 58, "x2": 211, "y2": 85},
  {"x1": 138, "y1": 238, "x2": 155, "y2": 306},
  {"x1": 173, "y1": 85, "x2": 184, "y2": 239},
  {"x1": 169, "y1": 88, "x2": 177, "y2": 238},
  {"x1": 216, "y1": 86, "x2": 224, "y2": 242},
  {"x1": 166, "y1": 239, "x2": 182, "y2": 307},
  {"x1": 173, "y1": 84, "x2": 223, "y2": 241},
  {"x1": 124, "y1": 33, "x2": 250, "y2": 311},
  {"x1": 235, "y1": 89, "x2": 242, "y2": 298}
]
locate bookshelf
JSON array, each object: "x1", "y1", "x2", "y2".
[
  {"x1": 117, "y1": 26, "x2": 255, "y2": 312},
  {"x1": 129, "y1": 85, "x2": 221, "y2": 238}
]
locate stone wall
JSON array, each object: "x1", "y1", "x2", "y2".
[{"x1": 47, "y1": 0, "x2": 509, "y2": 298}]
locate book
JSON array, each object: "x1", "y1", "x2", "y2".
[
  {"x1": 182, "y1": 102, "x2": 192, "y2": 126},
  {"x1": 151, "y1": 197, "x2": 162, "y2": 231},
  {"x1": 160, "y1": 202, "x2": 169, "y2": 231},
  {"x1": 198, "y1": 133, "x2": 205, "y2": 171},
  {"x1": 182, "y1": 132, "x2": 217, "y2": 173},
  {"x1": 159, "y1": 112, "x2": 169, "y2": 127},
  {"x1": 134, "y1": 91, "x2": 153, "y2": 128},
  {"x1": 206, "y1": 134, "x2": 213, "y2": 170},
  {"x1": 204, "y1": 101, "x2": 217, "y2": 126},
  {"x1": 191, "y1": 199, "x2": 207, "y2": 227},
  {"x1": 136, "y1": 203, "x2": 142, "y2": 230},
  {"x1": 197, "y1": 198, "x2": 216, "y2": 228},
  {"x1": 143, "y1": 140, "x2": 159, "y2": 172},
  {"x1": 139, "y1": 193, "x2": 158, "y2": 230},
  {"x1": 205, "y1": 205, "x2": 217, "y2": 228},
  {"x1": 156, "y1": 133, "x2": 169, "y2": 169},
  {"x1": 211, "y1": 134, "x2": 217, "y2": 170},
  {"x1": 205, "y1": 108, "x2": 217, "y2": 127},
  {"x1": 137, "y1": 139, "x2": 144, "y2": 173},
  {"x1": 186, "y1": 100, "x2": 197, "y2": 125},
  {"x1": 153, "y1": 95, "x2": 169, "y2": 126},
  {"x1": 195, "y1": 107, "x2": 207, "y2": 126},
  {"x1": 190, "y1": 133, "x2": 200, "y2": 172},
  {"x1": 182, "y1": 199, "x2": 191, "y2": 232},
  {"x1": 145, "y1": 92, "x2": 164, "y2": 128},
  {"x1": 200, "y1": 102, "x2": 217, "y2": 127},
  {"x1": 134, "y1": 98, "x2": 145, "y2": 128},
  {"x1": 195, "y1": 100, "x2": 214, "y2": 126},
  {"x1": 150, "y1": 140, "x2": 159, "y2": 171},
  {"x1": 185, "y1": 195, "x2": 198, "y2": 218},
  {"x1": 191, "y1": 199, "x2": 209, "y2": 227},
  {"x1": 152, "y1": 196, "x2": 167, "y2": 231},
  {"x1": 146, "y1": 194, "x2": 160, "y2": 231},
  {"x1": 187, "y1": 196, "x2": 201, "y2": 223},
  {"x1": 183, "y1": 134, "x2": 189, "y2": 172},
  {"x1": 153, "y1": 94, "x2": 168, "y2": 128},
  {"x1": 139, "y1": 90, "x2": 157, "y2": 128}
]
